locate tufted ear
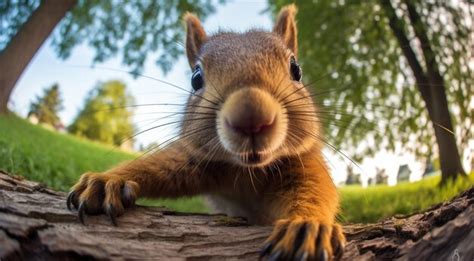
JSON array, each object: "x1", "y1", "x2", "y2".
[
  {"x1": 273, "y1": 4, "x2": 298, "y2": 56},
  {"x1": 184, "y1": 12, "x2": 207, "y2": 69}
]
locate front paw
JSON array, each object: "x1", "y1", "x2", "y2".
[
  {"x1": 66, "y1": 172, "x2": 139, "y2": 226},
  {"x1": 260, "y1": 218, "x2": 345, "y2": 261}
]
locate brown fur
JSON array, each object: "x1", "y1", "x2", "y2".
[{"x1": 68, "y1": 4, "x2": 345, "y2": 260}]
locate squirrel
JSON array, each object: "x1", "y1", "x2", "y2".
[{"x1": 66, "y1": 4, "x2": 346, "y2": 261}]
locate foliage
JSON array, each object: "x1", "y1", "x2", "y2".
[
  {"x1": 0, "y1": 0, "x2": 39, "y2": 49},
  {"x1": 0, "y1": 0, "x2": 223, "y2": 74},
  {"x1": 0, "y1": 114, "x2": 206, "y2": 212},
  {"x1": 69, "y1": 80, "x2": 135, "y2": 147},
  {"x1": 269, "y1": 0, "x2": 473, "y2": 163},
  {"x1": 28, "y1": 83, "x2": 64, "y2": 127}
]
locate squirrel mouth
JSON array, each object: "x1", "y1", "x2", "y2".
[
  {"x1": 238, "y1": 151, "x2": 271, "y2": 166},
  {"x1": 248, "y1": 152, "x2": 262, "y2": 163}
]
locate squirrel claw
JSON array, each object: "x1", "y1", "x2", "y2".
[
  {"x1": 260, "y1": 218, "x2": 345, "y2": 261},
  {"x1": 78, "y1": 202, "x2": 86, "y2": 225},
  {"x1": 316, "y1": 250, "x2": 328, "y2": 261},
  {"x1": 268, "y1": 250, "x2": 282, "y2": 261},
  {"x1": 315, "y1": 226, "x2": 327, "y2": 261},
  {"x1": 259, "y1": 242, "x2": 273, "y2": 259},
  {"x1": 106, "y1": 204, "x2": 118, "y2": 226},
  {"x1": 295, "y1": 252, "x2": 309, "y2": 261},
  {"x1": 66, "y1": 191, "x2": 75, "y2": 211},
  {"x1": 66, "y1": 172, "x2": 139, "y2": 226}
]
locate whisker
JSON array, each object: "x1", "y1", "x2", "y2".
[
  {"x1": 276, "y1": 71, "x2": 335, "y2": 103},
  {"x1": 83, "y1": 102, "x2": 219, "y2": 114},
  {"x1": 272, "y1": 73, "x2": 290, "y2": 100},
  {"x1": 67, "y1": 65, "x2": 221, "y2": 106},
  {"x1": 131, "y1": 125, "x2": 216, "y2": 163},
  {"x1": 288, "y1": 123, "x2": 363, "y2": 172},
  {"x1": 283, "y1": 80, "x2": 449, "y2": 108},
  {"x1": 187, "y1": 136, "x2": 221, "y2": 175},
  {"x1": 233, "y1": 139, "x2": 250, "y2": 189},
  {"x1": 285, "y1": 132, "x2": 306, "y2": 179},
  {"x1": 199, "y1": 137, "x2": 223, "y2": 175},
  {"x1": 119, "y1": 116, "x2": 216, "y2": 146}
]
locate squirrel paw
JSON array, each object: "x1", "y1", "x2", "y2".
[
  {"x1": 66, "y1": 172, "x2": 139, "y2": 226},
  {"x1": 259, "y1": 218, "x2": 345, "y2": 261}
]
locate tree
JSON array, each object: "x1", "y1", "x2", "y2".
[
  {"x1": 28, "y1": 83, "x2": 63, "y2": 127},
  {"x1": 269, "y1": 0, "x2": 472, "y2": 184},
  {"x1": 69, "y1": 80, "x2": 135, "y2": 147},
  {"x1": 0, "y1": 0, "x2": 221, "y2": 113}
]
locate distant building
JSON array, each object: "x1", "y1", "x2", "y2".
[
  {"x1": 120, "y1": 140, "x2": 134, "y2": 152},
  {"x1": 375, "y1": 168, "x2": 388, "y2": 185},
  {"x1": 345, "y1": 166, "x2": 360, "y2": 185},
  {"x1": 27, "y1": 112, "x2": 39, "y2": 124},
  {"x1": 397, "y1": 164, "x2": 411, "y2": 183},
  {"x1": 26, "y1": 112, "x2": 66, "y2": 133},
  {"x1": 345, "y1": 169, "x2": 361, "y2": 185},
  {"x1": 54, "y1": 122, "x2": 66, "y2": 133},
  {"x1": 422, "y1": 162, "x2": 437, "y2": 178},
  {"x1": 367, "y1": 177, "x2": 374, "y2": 186}
]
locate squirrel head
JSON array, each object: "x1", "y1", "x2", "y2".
[{"x1": 181, "y1": 5, "x2": 319, "y2": 168}]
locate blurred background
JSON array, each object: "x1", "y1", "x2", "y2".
[{"x1": 0, "y1": 0, "x2": 472, "y2": 223}]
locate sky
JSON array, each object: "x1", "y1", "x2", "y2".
[
  {"x1": 8, "y1": 1, "x2": 471, "y2": 186},
  {"x1": 11, "y1": 1, "x2": 273, "y2": 147}
]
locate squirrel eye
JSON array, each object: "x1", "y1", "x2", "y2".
[
  {"x1": 191, "y1": 66, "x2": 204, "y2": 91},
  {"x1": 290, "y1": 56, "x2": 302, "y2": 82}
]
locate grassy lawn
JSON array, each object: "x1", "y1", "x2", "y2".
[
  {"x1": 338, "y1": 173, "x2": 473, "y2": 223},
  {"x1": 0, "y1": 114, "x2": 206, "y2": 213},
  {"x1": 0, "y1": 114, "x2": 472, "y2": 222}
]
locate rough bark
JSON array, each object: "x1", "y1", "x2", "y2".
[
  {"x1": 0, "y1": 0, "x2": 77, "y2": 113},
  {"x1": 380, "y1": 0, "x2": 465, "y2": 183},
  {"x1": 0, "y1": 171, "x2": 472, "y2": 260}
]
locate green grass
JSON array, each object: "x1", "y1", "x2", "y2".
[
  {"x1": 0, "y1": 114, "x2": 207, "y2": 213},
  {"x1": 339, "y1": 173, "x2": 473, "y2": 223},
  {"x1": 0, "y1": 114, "x2": 472, "y2": 222}
]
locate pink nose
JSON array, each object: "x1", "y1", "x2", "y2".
[{"x1": 226, "y1": 117, "x2": 275, "y2": 135}]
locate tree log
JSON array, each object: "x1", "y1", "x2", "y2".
[{"x1": 0, "y1": 170, "x2": 472, "y2": 260}]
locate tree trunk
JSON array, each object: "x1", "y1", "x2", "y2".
[
  {"x1": 402, "y1": 0, "x2": 466, "y2": 183},
  {"x1": 0, "y1": 171, "x2": 473, "y2": 260},
  {"x1": 429, "y1": 87, "x2": 466, "y2": 183},
  {"x1": 380, "y1": 0, "x2": 465, "y2": 184},
  {"x1": 0, "y1": 0, "x2": 77, "y2": 113}
]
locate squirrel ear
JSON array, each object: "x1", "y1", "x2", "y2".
[
  {"x1": 184, "y1": 12, "x2": 207, "y2": 69},
  {"x1": 273, "y1": 4, "x2": 298, "y2": 56}
]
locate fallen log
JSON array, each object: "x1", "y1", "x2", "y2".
[{"x1": 0, "y1": 170, "x2": 472, "y2": 260}]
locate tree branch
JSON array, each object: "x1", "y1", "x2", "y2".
[
  {"x1": 379, "y1": 0, "x2": 433, "y2": 113},
  {"x1": 403, "y1": 0, "x2": 443, "y2": 84}
]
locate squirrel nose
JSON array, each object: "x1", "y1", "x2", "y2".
[{"x1": 226, "y1": 116, "x2": 275, "y2": 136}]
